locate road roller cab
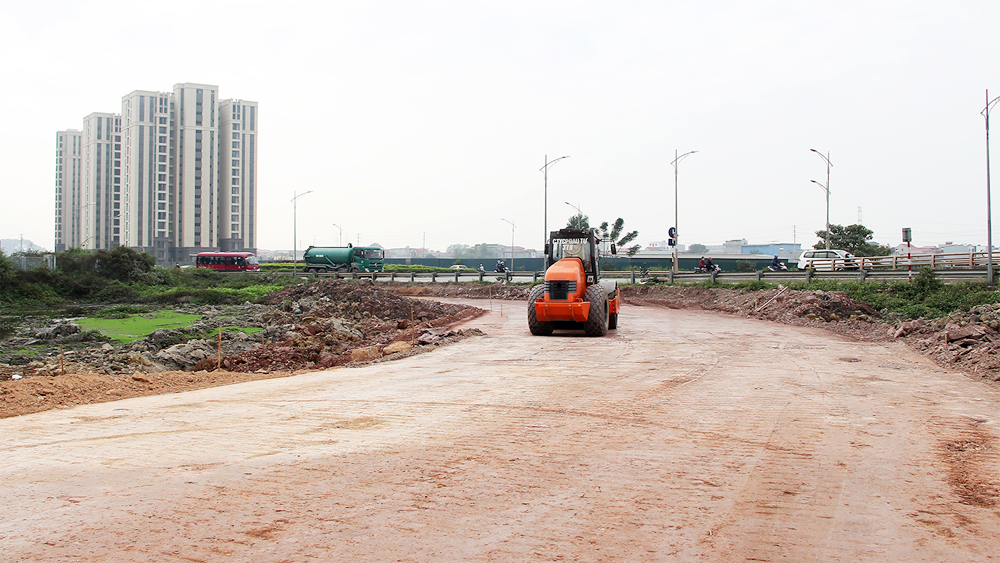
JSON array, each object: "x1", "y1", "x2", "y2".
[{"x1": 528, "y1": 228, "x2": 621, "y2": 336}]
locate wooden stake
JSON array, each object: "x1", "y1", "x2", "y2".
[
  {"x1": 217, "y1": 329, "x2": 222, "y2": 371},
  {"x1": 489, "y1": 286, "x2": 493, "y2": 311},
  {"x1": 59, "y1": 344, "x2": 64, "y2": 376},
  {"x1": 410, "y1": 305, "x2": 415, "y2": 346}
]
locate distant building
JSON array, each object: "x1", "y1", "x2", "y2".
[
  {"x1": 55, "y1": 83, "x2": 258, "y2": 264},
  {"x1": 892, "y1": 244, "x2": 940, "y2": 255},
  {"x1": 54, "y1": 129, "x2": 83, "y2": 251},
  {"x1": 742, "y1": 243, "x2": 801, "y2": 259},
  {"x1": 940, "y1": 243, "x2": 976, "y2": 254}
]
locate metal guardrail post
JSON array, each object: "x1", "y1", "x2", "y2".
[
  {"x1": 710, "y1": 270, "x2": 717, "y2": 283},
  {"x1": 757, "y1": 270, "x2": 763, "y2": 281},
  {"x1": 431, "y1": 272, "x2": 437, "y2": 282},
  {"x1": 631, "y1": 270, "x2": 636, "y2": 284},
  {"x1": 805, "y1": 270, "x2": 812, "y2": 283},
  {"x1": 455, "y1": 271, "x2": 460, "y2": 282},
  {"x1": 479, "y1": 271, "x2": 484, "y2": 282},
  {"x1": 669, "y1": 271, "x2": 675, "y2": 283},
  {"x1": 410, "y1": 272, "x2": 415, "y2": 282}
]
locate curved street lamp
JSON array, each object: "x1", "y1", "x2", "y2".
[
  {"x1": 291, "y1": 190, "x2": 314, "y2": 275},
  {"x1": 501, "y1": 218, "x2": 516, "y2": 271},
  {"x1": 670, "y1": 150, "x2": 698, "y2": 273},
  {"x1": 810, "y1": 149, "x2": 833, "y2": 250},
  {"x1": 564, "y1": 201, "x2": 583, "y2": 225},
  {"x1": 332, "y1": 223, "x2": 343, "y2": 247},
  {"x1": 982, "y1": 90, "x2": 1000, "y2": 287},
  {"x1": 540, "y1": 155, "x2": 570, "y2": 249}
]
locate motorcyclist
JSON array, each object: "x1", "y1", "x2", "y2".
[
  {"x1": 704, "y1": 256, "x2": 715, "y2": 271},
  {"x1": 496, "y1": 260, "x2": 506, "y2": 272},
  {"x1": 478, "y1": 263, "x2": 485, "y2": 273},
  {"x1": 770, "y1": 255, "x2": 781, "y2": 270},
  {"x1": 698, "y1": 257, "x2": 707, "y2": 270}
]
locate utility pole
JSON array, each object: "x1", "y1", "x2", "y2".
[
  {"x1": 540, "y1": 155, "x2": 570, "y2": 251},
  {"x1": 983, "y1": 89, "x2": 1000, "y2": 287},
  {"x1": 810, "y1": 149, "x2": 833, "y2": 250},
  {"x1": 670, "y1": 150, "x2": 698, "y2": 274}
]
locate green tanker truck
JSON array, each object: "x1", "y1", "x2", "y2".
[{"x1": 302, "y1": 245, "x2": 385, "y2": 273}]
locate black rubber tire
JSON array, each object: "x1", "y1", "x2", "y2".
[
  {"x1": 583, "y1": 284, "x2": 608, "y2": 336},
  {"x1": 350, "y1": 265, "x2": 360, "y2": 273},
  {"x1": 527, "y1": 285, "x2": 553, "y2": 336},
  {"x1": 608, "y1": 312, "x2": 618, "y2": 330}
]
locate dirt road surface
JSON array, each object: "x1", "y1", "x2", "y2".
[{"x1": 2, "y1": 299, "x2": 999, "y2": 562}]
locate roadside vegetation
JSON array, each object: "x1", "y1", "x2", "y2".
[
  {"x1": 672, "y1": 267, "x2": 1000, "y2": 320},
  {"x1": 0, "y1": 247, "x2": 293, "y2": 306}
]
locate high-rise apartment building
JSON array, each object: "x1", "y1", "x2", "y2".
[
  {"x1": 81, "y1": 112, "x2": 121, "y2": 251},
  {"x1": 219, "y1": 98, "x2": 258, "y2": 252},
  {"x1": 55, "y1": 83, "x2": 257, "y2": 263},
  {"x1": 54, "y1": 129, "x2": 82, "y2": 251}
]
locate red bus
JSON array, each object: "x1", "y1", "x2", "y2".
[{"x1": 195, "y1": 252, "x2": 260, "y2": 272}]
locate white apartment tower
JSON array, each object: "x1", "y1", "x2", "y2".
[
  {"x1": 55, "y1": 82, "x2": 257, "y2": 263},
  {"x1": 81, "y1": 113, "x2": 121, "y2": 250},
  {"x1": 54, "y1": 130, "x2": 82, "y2": 251},
  {"x1": 121, "y1": 90, "x2": 171, "y2": 256},
  {"x1": 218, "y1": 98, "x2": 257, "y2": 252}
]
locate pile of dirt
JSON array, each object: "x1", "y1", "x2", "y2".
[
  {"x1": 621, "y1": 284, "x2": 998, "y2": 381},
  {"x1": 0, "y1": 280, "x2": 488, "y2": 417}
]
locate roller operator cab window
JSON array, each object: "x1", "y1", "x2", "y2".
[{"x1": 552, "y1": 238, "x2": 590, "y2": 263}]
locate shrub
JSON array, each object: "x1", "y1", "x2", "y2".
[
  {"x1": 92, "y1": 280, "x2": 141, "y2": 302},
  {"x1": 93, "y1": 305, "x2": 150, "y2": 319}
]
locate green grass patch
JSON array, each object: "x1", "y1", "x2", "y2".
[
  {"x1": 76, "y1": 310, "x2": 202, "y2": 343},
  {"x1": 207, "y1": 325, "x2": 264, "y2": 338},
  {"x1": 92, "y1": 304, "x2": 151, "y2": 318}
]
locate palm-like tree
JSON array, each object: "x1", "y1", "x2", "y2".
[{"x1": 599, "y1": 218, "x2": 640, "y2": 257}]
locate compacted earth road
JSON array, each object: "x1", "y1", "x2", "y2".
[{"x1": 2, "y1": 299, "x2": 999, "y2": 562}]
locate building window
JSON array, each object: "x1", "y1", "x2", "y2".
[{"x1": 231, "y1": 205, "x2": 239, "y2": 212}]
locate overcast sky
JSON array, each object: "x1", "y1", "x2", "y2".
[{"x1": 3, "y1": 0, "x2": 999, "y2": 253}]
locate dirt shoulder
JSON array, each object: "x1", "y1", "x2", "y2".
[{"x1": 2, "y1": 280, "x2": 998, "y2": 419}]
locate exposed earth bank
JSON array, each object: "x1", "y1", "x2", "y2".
[{"x1": 2, "y1": 280, "x2": 999, "y2": 418}]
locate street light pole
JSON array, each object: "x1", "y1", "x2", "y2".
[
  {"x1": 332, "y1": 223, "x2": 343, "y2": 247},
  {"x1": 670, "y1": 150, "x2": 698, "y2": 274},
  {"x1": 291, "y1": 190, "x2": 314, "y2": 275},
  {"x1": 541, "y1": 155, "x2": 570, "y2": 251},
  {"x1": 564, "y1": 201, "x2": 582, "y2": 221},
  {"x1": 501, "y1": 218, "x2": 516, "y2": 271},
  {"x1": 982, "y1": 90, "x2": 1000, "y2": 287},
  {"x1": 810, "y1": 149, "x2": 833, "y2": 250}
]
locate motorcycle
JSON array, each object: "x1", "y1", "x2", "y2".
[
  {"x1": 495, "y1": 264, "x2": 511, "y2": 283},
  {"x1": 694, "y1": 264, "x2": 721, "y2": 274},
  {"x1": 767, "y1": 262, "x2": 789, "y2": 272}
]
